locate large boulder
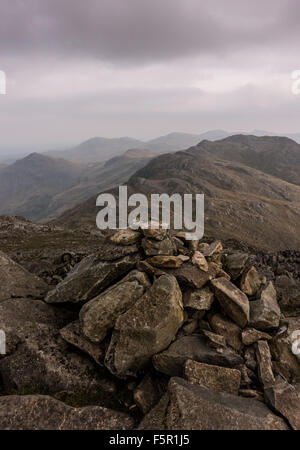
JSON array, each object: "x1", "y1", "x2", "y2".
[
  {"x1": 0, "y1": 251, "x2": 48, "y2": 302},
  {"x1": 250, "y1": 282, "x2": 281, "y2": 330},
  {"x1": 211, "y1": 278, "x2": 250, "y2": 328},
  {"x1": 105, "y1": 274, "x2": 184, "y2": 378},
  {"x1": 139, "y1": 377, "x2": 288, "y2": 430},
  {"x1": 265, "y1": 377, "x2": 300, "y2": 430},
  {"x1": 0, "y1": 298, "x2": 111, "y2": 397},
  {"x1": 45, "y1": 253, "x2": 140, "y2": 304},
  {"x1": 0, "y1": 395, "x2": 134, "y2": 430},
  {"x1": 152, "y1": 335, "x2": 243, "y2": 377},
  {"x1": 79, "y1": 270, "x2": 150, "y2": 343}
]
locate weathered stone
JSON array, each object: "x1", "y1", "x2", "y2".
[
  {"x1": 142, "y1": 223, "x2": 168, "y2": 241},
  {"x1": 60, "y1": 321, "x2": 104, "y2": 365},
  {"x1": 265, "y1": 376, "x2": 300, "y2": 430},
  {"x1": 209, "y1": 262, "x2": 231, "y2": 280},
  {"x1": 208, "y1": 313, "x2": 243, "y2": 351},
  {"x1": 223, "y1": 252, "x2": 249, "y2": 280},
  {"x1": 182, "y1": 319, "x2": 198, "y2": 335},
  {"x1": 140, "y1": 377, "x2": 288, "y2": 430},
  {"x1": 0, "y1": 395, "x2": 134, "y2": 430},
  {"x1": 152, "y1": 335, "x2": 243, "y2": 377},
  {"x1": 201, "y1": 241, "x2": 223, "y2": 258},
  {"x1": 244, "y1": 346, "x2": 257, "y2": 371},
  {"x1": 146, "y1": 255, "x2": 186, "y2": 269},
  {"x1": 250, "y1": 282, "x2": 281, "y2": 330},
  {"x1": 191, "y1": 251, "x2": 209, "y2": 272},
  {"x1": 166, "y1": 263, "x2": 212, "y2": 289},
  {"x1": 133, "y1": 374, "x2": 160, "y2": 414},
  {"x1": 211, "y1": 277, "x2": 250, "y2": 328},
  {"x1": 269, "y1": 317, "x2": 300, "y2": 382},
  {"x1": 183, "y1": 286, "x2": 214, "y2": 311},
  {"x1": 141, "y1": 237, "x2": 176, "y2": 256},
  {"x1": 184, "y1": 360, "x2": 241, "y2": 395},
  {"x1": 242, "y1": 328, "x2": 272, "y2": 346},
  {"x1": 240, "y1": 266, "x2": 261, "y2": 296},
  {"x1": 79, "y1": 270, "x2": 150, "y2": 343},
  {"x1": 0, "y1": 250, "x2": 48, "y2": 302},
  {"x1": 110, "y1": 229, "x2": 141, "y2": 245},
  {"x1": 105, "y1": 274, "x2": 184, "y2": 378},
  {"x1": 45, "y1": 253, "x2": 140, "y2": 304},
  {"x1": 256, "y1": 340, "x2": 275, "y2": 388},
  {"x1": 136, "y1": 260, "x2": 166, "y2": 278}
]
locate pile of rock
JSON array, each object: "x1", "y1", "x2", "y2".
[{"x1": 0, "y1": 226, "x2": 299, "y2": 430}]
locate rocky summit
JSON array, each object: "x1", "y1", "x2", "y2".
[{"x1": 0, "y1": 220, "x2": 300, "y2": 430}]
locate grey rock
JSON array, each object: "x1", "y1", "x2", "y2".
[
  {"x1": 0, "y1": 250, "x2": 48, "y2": 302},
  {"x1": 250, "y1": 282, "x2": 281, "y2": 330},
  {"x1": 183, "y1": 286, "x2": 214, "y2": 311},
  {"x1": 45, "y1": 253, "x2": 140, "y2": 304},
  {"x1": 223, "y1": 252, "x2": 249, "y2": 280},
  {"x1": 142, "y1": 237, "x2": 176, "y2": 256},
  {"x1": 80, "y1": 270, "x2": 150, "y2": 343},
  {"x1": 0, "y1": 395, "x2": 134, "y2": 430},
  {"x1": 105, "y1": 274, "x2": 184, "y2": 378},
  {"x1": 152, "y1": 335, "x2": 243, "y2": 377}
]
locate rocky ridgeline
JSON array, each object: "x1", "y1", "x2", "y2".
[{"x1": 0, "y1": 226, "x2": 300, "y2": 430}]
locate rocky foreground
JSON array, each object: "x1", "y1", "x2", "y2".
[{"x1": 0, "y1": 223, "x2": 300, "y2": 430}]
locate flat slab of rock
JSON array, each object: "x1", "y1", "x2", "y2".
[
  {"x1": 0, "y1": 395, "x2": 134, "y2": 430},
  {"x1": 146, "y1": 255, "x2": 187, "y2": 269},
  {"x1": 140, "y1": 377, "x2": 288, "y2": 430},
  {"x1": 152, "y1": 335, "x2": 243, "y2": 377},
  {"x1": 211, "y1": 277, "x2": 250, "y2": 328},
  {"x1": 105, "y1": 274, "x2": 184, "y2": 378},
  {"x1": 45, "y1": 253, "x2": 140, "y2": 304},
  {"x1": 184, "y1": 360, "x2": 241, "y2": 395},
  {"x1": 250, "y1": 282, "x2": 281, "y2": 330},
  {"x1": 242, "y1": 328, "x2": 272, "y2": 346},
  {"x1": 165, "y1": 263, "x2": 212, "y2": 289},
  {"x1": 0, "y1": 251, "x2": 48, "y2": 302},
  {"x1": 79, "y1": 270, "x2": 150, "y2": 343},
  {"x1": 265, "y1": 377, "x2": 300, "y2": 430}
]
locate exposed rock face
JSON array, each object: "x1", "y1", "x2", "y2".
[
  {"x1": 79, "y1": 270, "x2": 150, "y2": 343},
  {"x1": 211, "y1": 278, "x2": 250, "y2": 328},
  {"x1": 0, "y1": 395, "x2": 134, "y2": 430},
  {"x1": 265, "y1": 377, "x2": 300, "y2": 430},
  {"x1": 152, "y1": 335, "x2": 243, "y2": 377},
  {"x1": 105, "y1": 274, "x2": 184, "y2": 378},
  {"x1": 45, "y1": 253, "x2": 140, "y2": 304},
  {"x1": 184, "y1": 360, "x2": 241, "y2": 395},
  {"x1": 0, "y1": 251, "x2": 48, "y2": 302},
  {"x1": 250, "y1": 282, "x2": 281, "y2": 330},
  {"x1": 140, "y1": 377, "x2": 288, "y2": 430}
]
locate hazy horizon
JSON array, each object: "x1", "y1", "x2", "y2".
[{"x1": 1, "y1": 0, "x2": 300, "y2": 155}]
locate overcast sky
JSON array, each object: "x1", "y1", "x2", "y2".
[{"x1": 1, "y1": 0, "x2": 300, "y2": 154}]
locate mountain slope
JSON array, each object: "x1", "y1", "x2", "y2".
[
  {"x1": 53, "y1": 136, "x2": 300, "y2": 251},
  {"x1": 0, "y1": 153, "x2": 83, "y2": 220}
]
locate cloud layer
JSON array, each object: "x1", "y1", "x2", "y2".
[{"x1": 0, "y1": 0, "x2": 300, "y2": 153}]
